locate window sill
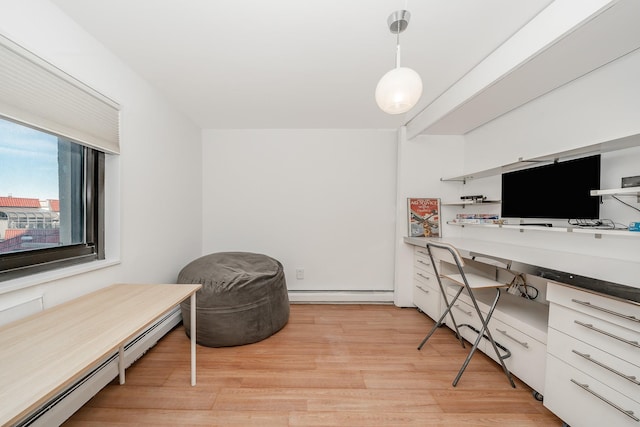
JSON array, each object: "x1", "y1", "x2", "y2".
[{"x1": 0, "y1": 258, "x2": 120, "y2": 296}]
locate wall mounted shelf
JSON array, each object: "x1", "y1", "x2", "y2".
[
  {"x1": 591, "y1": 186, "x2": 640, "y2": 202},
  {"x1": 446, "y1": 221, "x2": 639, "y2": 239},
  {"x1": 440, "y1": 134, "x2": 640, "y2": 184},
  {"x1": 441, "y1": 200, "x2": 500, "y2": 206}
]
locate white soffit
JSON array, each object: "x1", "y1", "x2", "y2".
[{"x1": 408, "y1": 0, "x2": 640, "y2": 138}]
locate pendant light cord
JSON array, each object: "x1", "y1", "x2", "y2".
[{"x1": 395, "y1": 28, "x2": 401, "y2": 68}]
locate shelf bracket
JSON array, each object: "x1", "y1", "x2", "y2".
[
  {"x1": 517, "y1": 157, "x2": 548, "y2": 164},
  {"x1": 440, "y1": 177, "x2": 468, "y2": 184}
]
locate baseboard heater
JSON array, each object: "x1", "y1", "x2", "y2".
[
  {"x1": 14, "y1": 306, "x2": 183, "y2": 427},
  {"x1": 288, "y1": 290, "x2": 394, "y2": 303}
]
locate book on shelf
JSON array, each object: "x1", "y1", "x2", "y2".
[
  {"x1": 450, "y1": 213, "x2": 500, "y2": 224},
  {"x1": 407, "y1": 198, "x2": 441, "y2": 237}
]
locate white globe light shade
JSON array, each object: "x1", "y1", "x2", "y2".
[{"x1": 375, "y1": 67, "x2": 423, "y2": 114}]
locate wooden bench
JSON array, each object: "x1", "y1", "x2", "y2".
[{"x1": 0, "y1": 283, "x2": 201, "y2": 426}]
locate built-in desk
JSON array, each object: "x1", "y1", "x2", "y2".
[
  {"x1": 405, "y1": 236, "x2": 640, "y2": 426},
  {"x1": 404, "y1": 236, "x2": 640, "y2": 302}
]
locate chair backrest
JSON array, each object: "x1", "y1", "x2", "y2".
[{"x1": 426, "y1": 242, "x2": 465, "y2": 271}]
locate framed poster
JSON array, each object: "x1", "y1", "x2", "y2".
[{"x1": 407, "y1": 198, "x2": 441, "y2": 237}]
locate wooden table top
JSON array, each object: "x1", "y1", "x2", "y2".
[{"x1": 0, "y1": 283, "x2": 201, "y2": 426}]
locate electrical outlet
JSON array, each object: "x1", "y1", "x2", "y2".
[{"x1": 295, "y1": 268, "x2": 304, "y2": 280}]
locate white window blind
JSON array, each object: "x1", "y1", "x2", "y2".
[{"x1": 0, "y1": 34, "x2": 120, "y2": 154}]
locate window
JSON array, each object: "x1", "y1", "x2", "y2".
[
  {"x1": 0, "y1": 118, "x2": 104, "y2": 280},
  {"x1": 0, "y1": 34, "x2": 118, "y2": 283}
]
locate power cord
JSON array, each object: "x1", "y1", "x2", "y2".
[
  {"x1": 567, "y1": 218, "x2": 629, "y2": 230},
  {"x1": 572, "y1": 196, "x2": 640, "y2": 230},
  {"x1": 506, "y1": 273, "x2": 539, "y2": 300},
  {"x1": 612, "y1": 195, "x2": 640, "y2": 213}
]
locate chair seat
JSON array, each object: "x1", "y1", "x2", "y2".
[{"x1": 443, "y1": 273, "x2": 507, "y2": 289}]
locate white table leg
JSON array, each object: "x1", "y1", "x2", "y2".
[
  {"x1": 190, "y1": 292, "x2": 196, "y2": 386},
  {"x1": 118, "y1": 345, "x2": 125, "y2": 384}
]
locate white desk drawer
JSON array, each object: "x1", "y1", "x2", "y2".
[
  {"x1": 444, "y1": 297, "x2": 486, "y2": 352},
  {"x1": 413, "y1": 246, "x2": 442, "y2": 322},
  {"x1": 414, "y1": 280, "x2": 441, "y2": 322},
  {"x1": 415, "y1": 268, "x2": 436, "y2": 288},
  {"x1": 414, "y1": 258, "x2": 435, "y2": 276},
  {"x1": 485, "y1": 316, "x2": 547, "y2": 394},
  {"x1": 547, "y1": 328, "x2": 640, "y2": 403},
  {"x1": 545, "y1": 355, "x2": 640, "y2": 427},
  {"x1": 547, "y1": 283, "x2": 640, "y2": 333},
  {"x1": 413, "y1": 246, "x2": 430, "y2": 259},
  {"x1": 414, "y1": 246, "x2": 430, "y2": 258},
  {"x1": 549, "y1": 304, "x2": 640, "y2": 368}
]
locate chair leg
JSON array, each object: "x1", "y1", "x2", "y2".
[
  {"x1": 481, "y1": 289, "x2": 516, "y2": 388},
  {"x1": 452, "y1": 316, "x2": 486, "y2": 386},
  {"x1": 417, "y1": 286, "x2": 465, "y2": 350},
  {"x1": 456, "y1": 288, "x2": 516, "y2": 388},
  {"x1": 441, "y1": 284, "x2": 466, "y2": 349}
]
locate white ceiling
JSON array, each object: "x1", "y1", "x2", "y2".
[{"x1": 50, "y1": 0, "x2": 554, "y2": 130}]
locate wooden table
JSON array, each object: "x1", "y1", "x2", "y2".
[{"x1": 0, "y1": 283, "x2": 201, "y2": 426}]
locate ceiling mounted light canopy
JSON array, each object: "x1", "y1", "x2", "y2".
[{"x1": 375, "y1": 10, "x2": 423, "y2": 115}]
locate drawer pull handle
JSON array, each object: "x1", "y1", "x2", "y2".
[
  {"x1": 572, "y1": 350, "x2": 640, "y2": 386},
  {"x1": 416, "y1": 285, "x2": 430, "y2": 294},
  {"x1": 454, "y1": 305, "x2": 472, "y2": 317},
  {"x1": 496, "y1": 328, "x2": 529, "y2": 349},
  {"x1": 570, "y1": 379, "x2": 640, "y2": 422},
  {"x1": 416, "y1": 250, "x2": 428, "y2": 255},
  {"x1": 417, "y1": 259, "x2": 432, "y2": 267},
  {"x1": 416, "y1": 273, "x2": 431, "y2": 280},
  {"x1": 571, "y1": 299, "x2": 640, "y2": 323},
  {"x1": 574, "y1": 320, "x2": 640, "y2": 348}
]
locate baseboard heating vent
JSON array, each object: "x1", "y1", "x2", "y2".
[
  {"x1": 288, "y1": 290, "x2": 394, "y2": 303},
  {"x1": 14, "y1": 306, "x2": 182, "y2": 427}
]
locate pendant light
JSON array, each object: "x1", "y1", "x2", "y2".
[{"x1": 375, "y1": 10, "x2": 423, "y2": 115}]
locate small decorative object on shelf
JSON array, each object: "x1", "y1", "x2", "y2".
[
  {"x1": 407, "y1": 198, "x2": 441, "y2": 237},
  {"x1": 460, "y1": 195, "x2": 486, "y2": 202},
  {"x1": 629, "y1": 222, "x2": 640, "y2": 232},
  {"x1": 621, "y1": 175, "x2": 640, "y2": 188}
]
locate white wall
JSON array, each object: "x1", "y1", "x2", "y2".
[
  {"x1": 393, "y1": 131, "x2": 465, "y2": 306},
  {"x1": 464, "y1": 48, "x2": 640, "y2": 172},
  {"x1": 0, "y1": 0, "x2": 202, "y2": 319},
  {"x1": 441, "y1": 48, "x2": 640, "y2": 268},
  {"x1": 202, "y1": 129, "x2": 397, "y2": 301}
]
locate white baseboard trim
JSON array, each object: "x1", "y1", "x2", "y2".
[{"x1": 288, "y1": 290, "x2": 394, "y2": 303}]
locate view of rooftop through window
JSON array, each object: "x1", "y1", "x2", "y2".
[{"x1": 0, "y1": 117, "x2": 83, "y2": 255}]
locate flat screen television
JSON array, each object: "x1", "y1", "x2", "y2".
[{"x1": 501, "y1": 154, "x2": 601, "y2": 220}]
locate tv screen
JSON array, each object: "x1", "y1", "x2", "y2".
[{"x1": 501, "y1": 154, "x2": 601, "y2": 220}]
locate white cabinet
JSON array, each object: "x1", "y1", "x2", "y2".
[
  {"x1": 412, "y1": 246, "x2": 443, "y2": 322},
  {"x1": 544, "y1": 283, "x2": 640, "y2": 427},
  {"x1": 486, "y1": 315, "x2": 547, "y2": 394}
]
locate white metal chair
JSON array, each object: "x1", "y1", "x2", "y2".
[{"x1": 417, "y1": 241, "x2": 516, "y2": 388}]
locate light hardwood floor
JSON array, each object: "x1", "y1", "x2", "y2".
[{"x1": 64, "y1": 304, "x2": 562, "y2": 426}]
